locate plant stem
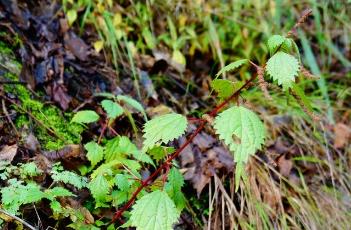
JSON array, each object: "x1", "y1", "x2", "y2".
[{"x1": 111, "y1": 73, "x2": 258, "y2": 223}]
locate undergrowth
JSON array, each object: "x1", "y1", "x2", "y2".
[{"x1": 0, "y1": 1, "x2": 350, "y2": 230}]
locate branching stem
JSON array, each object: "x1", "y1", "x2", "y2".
[{"x1": 111, "y1": 72, "x2": 258, "y2": 223}]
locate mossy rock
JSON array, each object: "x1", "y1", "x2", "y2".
[{"x1": 1, "y1": 45, "x2": 83, "y2": 150}]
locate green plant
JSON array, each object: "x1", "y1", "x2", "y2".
[{"x1": 60, "y1": 10, "x2": 320, "y2": 229}]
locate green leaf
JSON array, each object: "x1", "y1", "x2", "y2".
[
  {"x1": 45, "y1": 187, "x2": 74, "y2": 200},
  {"x1": 281, "y1": 38, "x2": 293, "y2": 53},
  {"x1": 101, "y1": 99, "x2": 124, "y2": 119},
  {"x1": 215, "y1": 59, "x2": 248, "y2": 77},
  {"x1": 20, "y1": 162, "x2": 42, "y2": 177},
  {"x1": 71, "y1": 110, "x2": 100, "y2": 124},
  {"x1": 165, "y1": 168, "x2": 186, "y2": 211},
  {"x1": 104, "y1": 137, "x2": 121, "y2": 162},
  {"x1": 130, "y1": 190, "x2": 180, "y2": 230},
  {"x1": 51, "y1": 164, "x2": 88, "y2": 189},
  {"x1": 66, "y1": 9, "x2": 77, "y2": 26},
  {"x1": 84, "y1": 141, "x2": 104, "y2": 167},
  {"x1": 214, "y1": 106, "x2": 265, "y2": 163},
  {"x1": 142, "y1": 113, "x2": 188, "y2": 152},
  {"x1": 214, "y1": 106, "x2": 265, "y2": 187},
  {"x1": 267, "y1": 35, "x2": 285, "y2": 55},
  {"x1": 148, "y1": 146, "x2": 175, "y2": 161},
  {"x1": 266, "y1": 51, "x2": 300, "y2": 90},
  {"x1": 214, "y1": 107, "x2": 265, "y2": 190},
  {"x1": 114, "y1": 174, "x2": 130, "y2": 191},
  {"x1": 142, "y1": 28, "x2": 156, "y2": 49},
  {"x1": 117, "y1": 95, "x2": 147, "y2": 120},
  {"x1": 1, "y1": 180, "x2": 45, "y2": 214},
  {"x1": 211, "y1": 79, "x2": 243, "y2": 99},
  {"x1": 88, "y1": 174, "x2": 111, "y2": 205}
]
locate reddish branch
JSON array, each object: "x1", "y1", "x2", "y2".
[{"x1": 111, "y1": 71, "x2": 258, "y2": 223}]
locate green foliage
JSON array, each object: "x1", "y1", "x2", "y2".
[
  {"x1": 267, "y1": 35, "x2": 285, "y2": 54},
  {"x1": 142, "y1": 113, "x2": 188, "y2": 152},
  {"x1": 20, "y1": 162, "x2": 42, "y2": 177},
  {"x1": 89, "y1": 174, "x2": 112, "y2": 207},
  {"x1": 101, "y1": 99, "x2": 124, "y2": 119},
  {"x1": 51, "y1": 163, "x2": 88, "y2": 189},
  {"x1": 214, "y1": 106, "x2": 265, "y2": 189},
  {"x1": 71, "y1": 110, "x2": 100, "y2": 124},
  {"x1": 66, "y1": 9, "x2": 78, "y2": 25},
  {"x1": 116, "y1": 95, "x2": 147, "y2": 120},
  {"x1": 0, "y1": 178, "x2": 73, "y2": 214},
  {"x1": 165, "y1": 168, "x2": 186, "y2": 211},
  {"x1": 215, "y1": 59, "x2": 248, "y2": 77},
  {"x1": 130, "y1": 190, "x2": 180, "y2": 230},
  {"x1": 85, "y1": 141, "x2": 104, "y2": 167},
  {"x1": 266, "y1": 51, "x2": 300, "y2": 90},
  {"x1": 148, "y1": 146, "x2": 175, "y2": 161},
  {"x1": 211, "y1": 79, "x2": 243, "y2": 99}
]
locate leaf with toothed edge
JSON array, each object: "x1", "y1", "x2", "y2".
[
  {"x1": 214, "y1": 106, "x2": 265, "y2": 191},
  {"x1": 130, "y1": 190, "x2": 180, "y2": 230},
  {"x1": 142, "y1": 113, "x2": 188, "y2": 152},
  {"x1": 266, "y1": 51, "x2": 300, "y2": 90}
]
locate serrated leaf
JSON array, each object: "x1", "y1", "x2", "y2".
[
  {"x1": 84, "y1": 141, "x2": 104, "y2": 167},
  {"x1": 117, "y1": 95, "x2": 147, "y2": 120},
  {"x1": 101, "y1": 99, "x2": 124, "y2": 119},
  {"x1": 130, "y1": 190, "x2": 180, "y2": 230},
  {"x1": 142, "y1": 113, "x2": 188, "y2": 152},
  {"x1": 211, "y1": 79, "x2": 243, "y2": 99},
  {"x1": 88, "y1": 174, "x2": 111, "y2": 205},
  {"x1": 114, "y1": 174, "x2": 130, "y2": 191},
  {"x1": 214, "y1": 106, "x2": 265, "y2": 163},
  {"x1": 148, "y1": 146, "x2": 175, "y2": 161},
  {"x1": 281, "y1": 38, "x2": 293, "y2": 53},
  {"x1": 267, "y1": 35, "x2": 285, "y2": 55},
  {"x1": 104, "y1": 137, "x2": 120, "y2": 162},
  {"x1": 266, "y1": 52, "x2": 300, "y2": 90},
  {"x1": 45, "y1": 187, "x2": 74, "y2": 200},
  {"x1": 165, "y1": 168, "x2": 186, "y2": 211},
  {"x1": 71, "y1": 110, "x2": 100, "y2": 124},
  {"x1": 214, "y1": 107, "x2": 265, "y2": 191},
  {"x1": 51, "y1": 166, "x2": 88, "y2": 189},
  {"x1": 215, "y1": 59, "x2": 248, "y2": 77}
]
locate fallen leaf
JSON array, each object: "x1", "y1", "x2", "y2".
[
  {"x1": 52, "y1": 81, "x2": 72, "y2": 110},
  {"x1": 64, "y1": 33, "x2": 90, "y2": 61},
  {"x1": 179, "y1": 133, "x2": 234, "y2": 195},
  {"x1": 334, "y1": 123, "x2": 351, "y2": 148},
  {"x1": 0, "y1": 144, "x2": 18, "y2": 162},
  {"x1": 277, "y1": 154, "x2": 293, "y2": 177}
]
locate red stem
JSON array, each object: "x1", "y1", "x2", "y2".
[{"x1": 111, "y1": 73, "x2": 258, "y2": 223}]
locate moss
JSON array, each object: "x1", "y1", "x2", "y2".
[{"x1": 2, "y1": 60, "x2": 83, "y2": 150}]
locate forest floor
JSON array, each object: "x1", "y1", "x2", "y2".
[{"x1": 0, "y1": 1, "x2": 350, "y2": 230}]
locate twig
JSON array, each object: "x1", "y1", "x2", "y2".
[
  {"x1": 0, "y1": 208, "x2": 38, "y2": 230},
  {"x1": 111, "y1": 72, "x2": 258, "y2": 223},
  {"x1": 286, "y1": 9, "x2": 312, "y2": 37},
  {"x1": 2, "y1": 99, "x2": 19, "y2": 137}
]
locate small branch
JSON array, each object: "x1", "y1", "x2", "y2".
[
  {"x1": 256, "y1": 67, "x2": 272, "y2": 101},
  {"x1": 287, "y1": 9, "x2": 312, "y2": 37},
  {"x1": 0, "y1": 208, "x2": 37, "y2": 230}
]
